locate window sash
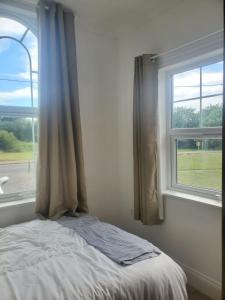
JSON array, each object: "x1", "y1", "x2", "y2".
[
  {"x1": 173, "y1": 92, "x2": 223, "y2": 104},
  {"x1": 167, "y1": 56, "x2": 223, "y2": 200},
  {"x1": 169, "y1": 127, "x2": 222, "y2": 136},
  {"x1": 170, "y1": 134, "x2": 222, "y2": 200}
]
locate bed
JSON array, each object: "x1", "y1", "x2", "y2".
[{"x1": 0, "y1": 215, "x2": 188, "y2": 300}]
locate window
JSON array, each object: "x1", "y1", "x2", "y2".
[
  {"x1": 0, "y1": 17, "x2": 38, "y2": 201},
  {"x1": 168, "y1": 58, "x2": 223, "y2": 200}
]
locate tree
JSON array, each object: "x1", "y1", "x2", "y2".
[
  {"x1": 173, "y1": 104, "x2": 222, "y2": 150},
  {"x1": 202, "y1": 104, "x2": 222, "y2": 127},
  {"x1": 0, "y1": 130, "x2": 20, "y2": 152},
  {"x1": 0, "y1": 118, "x2": 38, "y2": 142},
  {"x1": 173, "y1": 104, "x2": 222, "y2": 129},
  {"x1": 173, "y1": 107, "x2": 199, "y2": 128}
]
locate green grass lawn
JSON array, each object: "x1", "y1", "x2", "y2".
[
  {"x1": 0, "y1": 151, "x2": 33, "y2": 161},
  {"x1": 177, "y1": 151, "x2": 222, "y2": 191},
  {"x1": 0, "y1": 142, "x2": 37, "y2": 161}
]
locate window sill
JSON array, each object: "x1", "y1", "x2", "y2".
[
  {"x1": 0, "y1": 198, "x2": 35, "y2": 210},
  {"x1": 163, "y1": 190, "x2": 222, "y2": 208}
]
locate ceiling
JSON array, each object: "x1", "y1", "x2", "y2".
[
  {"x1": 62, "y1": 0, "x2": 181, "y2": 36},
  {"x1": 7, "y1": 0, "x2": 222, "y2": 37},
  {"x1": 11, "y1": 0, "x2": 182, "y2": 36}
]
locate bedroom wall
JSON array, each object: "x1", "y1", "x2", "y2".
[
  {"x1": 75, "y1": 21, "x2": 120, "y2": 224},
  {"x1": 116, "y1": 0, "x2": 222, "y2": 299}
]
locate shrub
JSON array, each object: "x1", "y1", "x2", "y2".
[{"x1": 0, "y1": 130, "x2": 21, "y2": 152}]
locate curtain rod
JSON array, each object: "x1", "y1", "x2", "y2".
[{"x1": 150, "y1": 29, "x2": 223, "y2": 60}]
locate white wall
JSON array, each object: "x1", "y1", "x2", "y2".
[
  {"x1": 116, "y1": 0, "x2": 222, "y2": 299},
  {"x1": 75, "y1": 20, "x2": 121, "y2": 224}
]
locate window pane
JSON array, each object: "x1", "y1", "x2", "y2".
[
  {"x1": 0, "y1": 37, "x2": 36, "y2": 107},
  {"x1": 0, "y1": 117, "x2": 37, "y2": 195},
  {"x1": 202, "y1": 96, "x2": 223, "y2": 127},
  {"x1": 173, "y1": 68, "x2": 200, "y2": 101},
  {"x1": 0, "y1": 38, "x2": 30, "y2": 81},
  {"x1": 23, "y1": 30, "x2": 38, "y2": 72},
  {"x1": 0, "y1": 80, "x2": 33, "y2": 107},
  {"x1": 172, "y1": 99, "x2": 200, "y2": 128},
  {"x1": 202, "y1": 61, "x2": 223, "y2": 97},
  {"x1": 176, "y1": 138, "x2": 222, "y2": 191},
  {"x1": 0, "y1": 17, "x2": 26, "y2": 39}
]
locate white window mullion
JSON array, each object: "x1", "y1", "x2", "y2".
[
  {"x1": 169, "y1": 127, "x2": 222, "y2": 137},
  {"x1": 200, "y1": 66, "x2": 203, "y2": 127}
]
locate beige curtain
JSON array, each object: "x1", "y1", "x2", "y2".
[
  {"x1": 35, "y1": 0, "x2": 88, "y2": 219},
  {"x1": 133, "y1": 55, "x2": 163, "y2": 225}
]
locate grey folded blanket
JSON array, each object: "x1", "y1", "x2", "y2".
[{"x1": 58, "y1": 215, "x2": 161, "y2": 266}]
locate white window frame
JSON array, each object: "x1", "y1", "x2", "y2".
[
  {"x1": 166, "y1": 54, "x2": 223, "y2": 201},
  {"x1": 0, "y1": 16, "x2": 38, "y2": 203}
]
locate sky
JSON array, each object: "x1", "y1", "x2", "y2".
[
  {"x1": 0, "y1": 17, "x2": 38, "y2": 107},
  {"x1": 172, "y1": 61, "x2": 223, "y2": 127},
  {"x1": 173, "y1": 62, "x2": 223, "y2": 101}
]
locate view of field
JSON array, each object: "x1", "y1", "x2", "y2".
[
  {"x1": 177, "y1": 150, "x2": 221, "y2": 191},
  {"x1": 0, "y1": 150, "x2": 33, "y2": 161}
]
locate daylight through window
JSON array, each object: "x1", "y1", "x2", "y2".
[
  {"x1": 0, "y1": 17, "x2": 38, "y2": 200},
  {"x1": 169, "y1": 59, "x2": 223, "y2": 199}
]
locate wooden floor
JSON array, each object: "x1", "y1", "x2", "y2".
[{"x1": 187, "y1": 286, "x2": 212, "y2": 300}]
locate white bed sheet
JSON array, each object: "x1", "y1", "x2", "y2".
[{"x1": 0, "y1": 219, "x2": 188, "y2": 300}]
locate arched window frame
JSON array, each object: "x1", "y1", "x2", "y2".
[{"x1": 0, "y1": 11, "x2": 38, "y2": 202}]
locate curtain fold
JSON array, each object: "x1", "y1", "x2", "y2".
[
  {"x1": 35, "y1": 0, "x2": 88, "y2": 219},
  {"x1": 133, "y1": 54, "x2": 163, "y2": 225}
]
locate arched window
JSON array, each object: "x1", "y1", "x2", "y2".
[{"x1": 0, "y1": 17, "x2": 38, "y2": 200}]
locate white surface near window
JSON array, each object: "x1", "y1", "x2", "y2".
[
  {"x1": 167, "y1": 58, "x2": 223, "y2": 200},
  {"x1": 0, "y1": 17, "x2": 38, "y2": 202}
]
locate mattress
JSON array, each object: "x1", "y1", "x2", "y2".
[{"x1": 0, "y1": 218, "x2": 188, "y2": 300}]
